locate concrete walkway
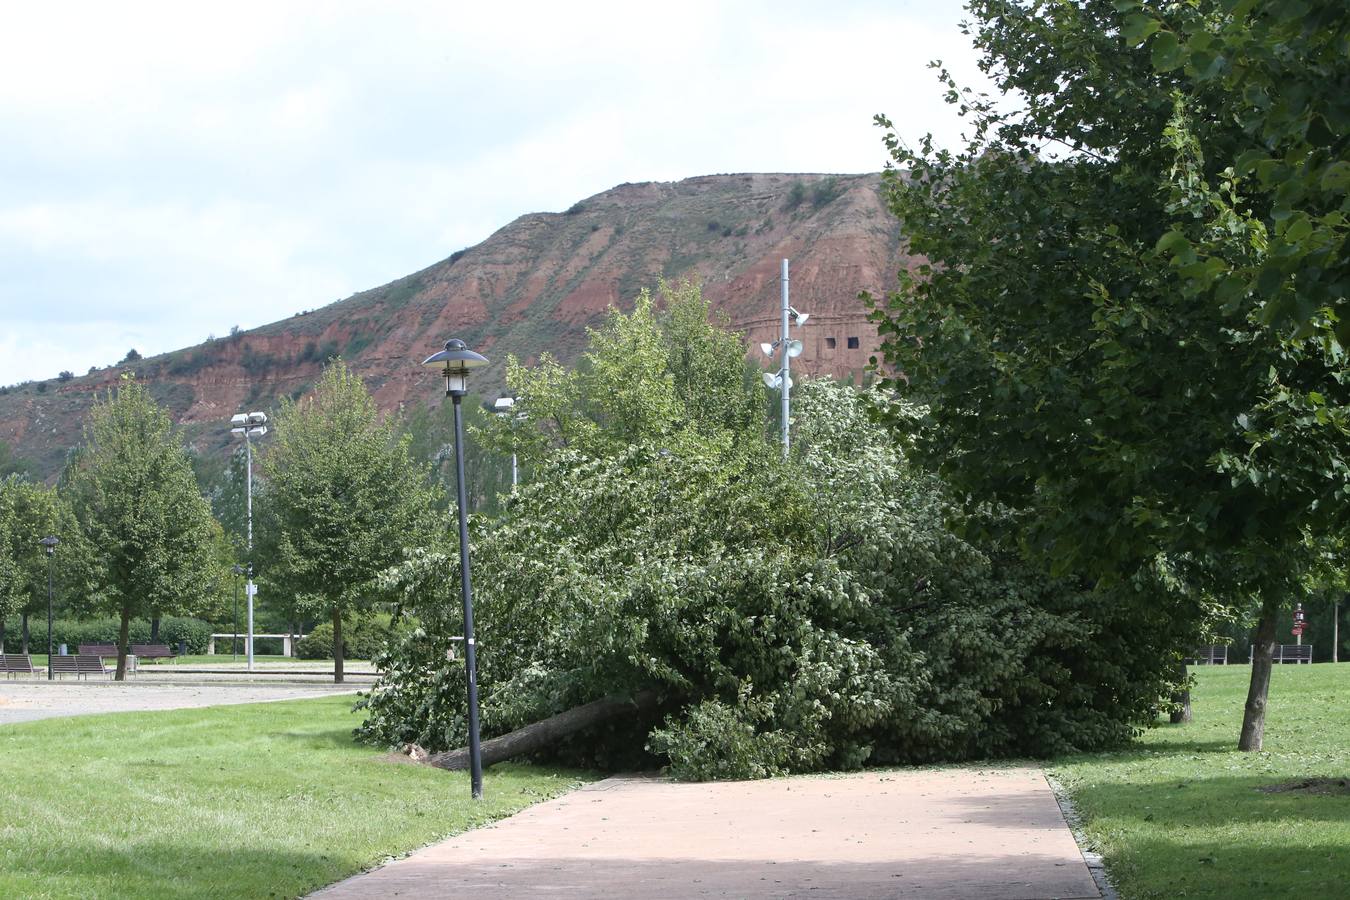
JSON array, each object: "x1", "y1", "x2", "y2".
[
  {"x1": 313, "y1": 768, "x2": 1100, "y2": 899},
  {"x1": 0, "y1": 679, "x2": 358, "y2": 725}
]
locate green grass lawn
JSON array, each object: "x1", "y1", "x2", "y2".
[
  {"x1": 0, "y1": 696, "x2": 591, "y2": 899},
  {"x1": 1051, "y1": 663, "x2": 1350, "y2": 900},
  {"x1": 24, "y1": 654, "x2": 359, "y2": 668}
]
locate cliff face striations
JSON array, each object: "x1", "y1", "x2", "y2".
[{"x1": 1, "y1": 173, "x2": 913, "y2": 476}]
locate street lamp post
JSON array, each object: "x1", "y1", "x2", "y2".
[
  {"x1": 423, "y1": 338, "x2": 489, "y2": 799},
  {"x1": 39, "y1": 536, "x2": 58, "y2": 680},
  {"x1": 230, "y1": 411, "x2": 268, "y2": 671},
  {"x1": 231, "y1": 563, "x2": 246, "y2": 660}
]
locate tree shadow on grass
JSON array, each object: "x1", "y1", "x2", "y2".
[
  {"x1": 1073, "y1": 773, "x2": 1350, "y2": 830},
  {"x1": 0, "y1": 839, "x2": 357, "y2": 900}
]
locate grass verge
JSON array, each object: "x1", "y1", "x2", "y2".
[
  {"x1": 0, "y1": 694, "x2": 591, "y2": 899},
  {"x1": 1050, "y1": 663, "x2": 1349, "y2": 900}
]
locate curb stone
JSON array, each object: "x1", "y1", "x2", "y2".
[{"x1": 1046, "y1": 773, "x2": 1119, "y2": 900}]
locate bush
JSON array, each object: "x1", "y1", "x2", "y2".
[
  {"x1": 295, "y1": 615, "x2": 391, "y2": 660},
  {"x1": 0, "y1": 617, "x2": 213, "y2": 654}
]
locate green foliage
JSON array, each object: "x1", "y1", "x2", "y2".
[
  {"x1": 295, "y1": 615, "x2": 392, "y2": 660},
  {"x1": 259, "y1": 359, "x2": 442, "y2": 676},
  {"x1": 0, "y1": 477, "x2": 92, "y2": 627},
  {"x1": 65, "y1": 375, "x2": 220, "y2": 653},
  {"x1": 0, "y1": 442, "x2": 36, "y2": 479},
  {"x1": 358, "y1": 295, "x2": 1197, "y2": 778},
  {"x1": 870, "y1": 0, "x2": 1349, "y2": 599},
  {"x1": 0, "y1": 616, "x2": 214, "y2": 654}
]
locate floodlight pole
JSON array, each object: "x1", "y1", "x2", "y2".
[
  {"x1": 245, "y1": 428, "x2": 255, "y2": 671},
  {"x1": 41, "y1": 536, "x2": 58, "y2": 680},
  {"x1": 780, "y1": 258, "x2": 791, "y2": 458}
]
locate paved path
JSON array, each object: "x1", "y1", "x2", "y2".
[
  {"x1": 0, "y1": 680, "x2": 358, "y2": 725},
  {"x1": 313, "y1": 768, "x2": 1100, "y2": 899}
]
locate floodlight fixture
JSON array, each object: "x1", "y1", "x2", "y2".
[
  {"x1": 423, "y1": 338, "x2": 488, "y2": 396},
  {"x1": 759, "y1": 342, "x2": 776, "y2": 357},
  {"x1": 789, "y1": 307, "x2": 810, "y2": 327},
  {"x1": 786, "y1": 339, "x2": 804, "y2": 358}
]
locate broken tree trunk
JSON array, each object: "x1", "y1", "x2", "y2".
[{"x1": 420, "y1": 690, "x2": 660, "y2": 771}]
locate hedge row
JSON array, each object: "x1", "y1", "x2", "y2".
[
  {"x1": 295, "y1": 617, "x2": 391, "y2": 660},
  {"x1": 0, "y1": 617, "x2": 213, "y2": 654}
]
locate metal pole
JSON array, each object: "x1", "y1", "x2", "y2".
[
  {"x1": 233, "y1": 572, "x2": 240, "y2": 661},
  {"x1": 780, "y1": 258, "x2": 790, "y2": 459},
  {"x1": 511, "y1": 450, "x2": 518, "y2": 489},
  {"x1": 451, "y1": 391, "x2": 484, "y2": 799},
  {"x1": 46, "y1": 551, "x2": 54, "y2": 681},
  {"x1": 245, "y1": 433, "x2": 255, "y2": 671}
]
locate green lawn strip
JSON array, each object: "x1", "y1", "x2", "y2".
[
  {"x1": 1050, "y1": 664, "x2": 1350, "y2": 900},
  {"x1": 0, "y1": 695, "x2": 592, "y2": 899},
  {"x1": 21, "y1": 655, "x2": 355, "y2": 668}
]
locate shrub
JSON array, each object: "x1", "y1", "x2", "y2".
[
  {"x1": 296, "y1": 615, "x2": 391, "y2": 660},
  {"x1": 0, "y1": 617, "x2": 213, "y2": 654}
]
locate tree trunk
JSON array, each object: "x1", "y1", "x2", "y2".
[
  {"x1": 423, "y1": 690, "x2": 660, "y2": 771},
  {"x1": 0, "y1": 618, "x2": 6, "y2": 653},
  {"x1": 1169, "y1": 659, "x2": 1192, "y2": 724},
  {"x1": 332, "y1": 610, "x2": 344, "y2": 684},
  {"x1": 114, "y1": 606, "x2": 132, "y2": 681},
  {"x1": 150, "y1": 616, "x2": 160, "y2": 642},
  {"x1": 1239, "y1": 595, "x2": 1280, "y2": 751},
  {"x1": 21, "y1": 612, "x2": 30, "y2": 654},
  {"x1": 289, "y1": 621, "x2": 298, "y2": 658}
]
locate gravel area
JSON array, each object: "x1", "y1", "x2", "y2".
[{"x1": 0, "y1": 679, "x2": 359, "y2": 726}]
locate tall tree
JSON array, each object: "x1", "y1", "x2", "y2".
[
  {"x1": 66, "y1": 375, "x2": 218, "y2": 679},
  {"x1": 260, "y1": 359, "x2": 441, "y2": 683},
  {"x1": 869, "y1": 0, "x2": 1350, "y2": 749},
  {"x1": 0, "y1": 477, "x2": 90, "y2": 652}
]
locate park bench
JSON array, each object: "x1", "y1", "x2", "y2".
[
  {"x1": 79, "y1": 643, "x2": 118, "y2": 660},
  {"x1": 1, "y1": 654, "x2": 37, "y2": 678},
  {"x1": 48, "y1": 654, "x2": 110, "y2": 679},
  {"x1": 1249, "y1": 644, "x2": 1314, "y2": 664},
  {"x1": 1186, "y1": 645, "x2": 1229, "y2": 665},
  {"x1": 131, "y1": 644, "x2": 175, "y2": 662}
]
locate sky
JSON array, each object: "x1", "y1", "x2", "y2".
[{"x1": 0, "y1": 1, "x2": 993, "y2": 387}]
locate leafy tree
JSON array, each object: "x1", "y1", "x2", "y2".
[
  {"x1": 0, "y1": 441, "x2": 36, "y2": 479},
  {"x1": 0, "y1": 477, "x2": 93, "y2": 652},
  {"x1": 358, "y1": 290, "x2": 1196, "y2": 778},
  {"x1": 868, "y1": 0, "x2": 1350, "y2": 750},
  {"x1": 259, "y1": 359, "x2": 442, "y2": 682},
  {"x1": 65, "y1": 375, "x2": 219, "y2": 678}
]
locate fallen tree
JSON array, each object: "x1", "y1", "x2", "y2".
[{"x1": 408, "y1": 690, "x2": 661, "y2": 771}]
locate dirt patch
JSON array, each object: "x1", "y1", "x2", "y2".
[{"x1": 1259, "y1": 778, "x2": 1350, "y2": 796}]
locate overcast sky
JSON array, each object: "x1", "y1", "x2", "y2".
[{"x1": 0, "y1": 1, "x2": 992, "y2": 387}]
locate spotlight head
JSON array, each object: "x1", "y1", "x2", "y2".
[
  {"x1": 789, "y1": 307, "x2": 810, "y2": 327},
  {"x1": 759, "y1": 342, "x2": 776, "y2": 357},
  {"x1": 786, "y1": 339, "x2": 804, "y2": 358},
  {"x1": 762, "y1": 371, "x2": 779, "y2": 389}
]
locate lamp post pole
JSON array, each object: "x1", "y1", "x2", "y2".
[
  {"x1": 423, "y1": 338, "x2": 489, "y2": 799},
  {"x1": 40, "y1": 536, "x2": 58, "y2": 680}
]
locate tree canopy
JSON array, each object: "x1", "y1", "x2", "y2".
[
  {"x1": 259, "y1": 359, "x2": 442, "y2": 682},
  {"x1": 869, "y1": 0, "x2": 1350, "y2": 750},
  {"x1": 65, "y1": 375, "x2": 220, "y2": 678},
  {"x1": 359, "y1": 285, "x2": 1198, "y2": 778}
]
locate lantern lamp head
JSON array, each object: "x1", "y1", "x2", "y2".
[
  {"x1": 423, "y1": 338, "x2": 489, "y2": 396},
  {"x1": 39, "y1": 535, "x2": 59, "y2": 556}
]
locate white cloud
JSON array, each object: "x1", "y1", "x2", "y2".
[{"x1": 0, "y1": 0, "x2": 994, "y2": 386}]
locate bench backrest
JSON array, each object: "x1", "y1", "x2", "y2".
[
  {"x1": 1, "y1": 654, "x2": 35, "y2": 673},
  {"x1": 75, "y1": 655, "x2": 107, "y2": 673},
  {"x1": 49, "y1": 655, "x2": 79, "y2": 672},
  {"x1": 131, "y1": 643, "x2": 173, "y2": 658},
  {"x1": 79, "y1": 643, "x2": 118, "y2": 657},
  {"x1": 1275, "y1": 644, "x2": 1313, "y2": 661}
]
